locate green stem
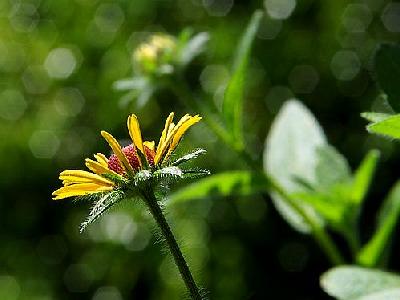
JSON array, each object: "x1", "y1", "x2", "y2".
[
  {"x1": 142, "y1": 189, "x2": 202, "y2": 300},
  {"x1": 266, "y1": 175, "x2": 345, "y2": 265},
  {"x1": 343, "y1": 224, "x2": 361, "y2": 259},
  {"x1": 171, "y1": 77, "x2": 346, "y2": 266}
]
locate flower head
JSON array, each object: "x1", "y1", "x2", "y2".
[{"x1": 52, "y1": 113, "x2": 204, "y2": 201}]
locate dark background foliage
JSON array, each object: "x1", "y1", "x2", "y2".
[{"x1": 1, "y1": 0, "x2": 400, "y2": 299}]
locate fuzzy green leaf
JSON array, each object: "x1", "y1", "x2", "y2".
[
  {"x1": 155, "y1": 166, "x2": 183, "y2": 178},
  {"x1": 350, "y1": 150, "x2": 379, "y2": 205},
  {"x1": 264, "y1": 100, "x2": 327, "y2": 233},
  {"x1": 320, "y1": 266, "x2": 400, "y2": 300},
  {"x1": 222, "y1": 10, "x2": 263, "y2": 143},
  {"x1": 172, "y1": 149, "x2": 207, "y2": 166},
  {"x1": 367, "y1": 114, "x2": 400, "y2": 139},
  {"x1": 361, "y1": 112, "x2": 392, "y2": 123},
  {"x1": 168, "y1": 171, "x2": 268, "y2": 205},
  {"x1": 80, "y1": 191, "x2": 124, "y2": 233},
  {"x1": 374, "y1": 43, "x2": 400, "y2": 112},
  {"x1": 357, "y1": 181, "x2": 400, "y2": 267}
]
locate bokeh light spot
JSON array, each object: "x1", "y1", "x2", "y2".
[
  {"x1": 22, "y1": 65, "x2": 50, "y2": 94},
  {"x1": 381, "y1": 3, "x2": 400, "y2": 33},
  {"x1": 44, "y1": 48, "x2": 77, "y2": 79},
  {"x1": 202, "y1": 0, "x2": 234, "y2": 17},
  {"x1": 29, "y1": 130, "x2": 60, "y2": 159},
  {"x1": 200, "y1": 65, "x2": 229, "y2": 94},
  {"x1": 257, "y1": 15, "x2": 282, "y2": 40},
  {"x1": 342, "y1": 4, "x2": 372, "y2": 33},
  {"x1": 101, "y1": 212, "x2": 137, "y2": 245},
  {"x1": 92, "y1": 286, "x2": 123, "y2": 300},
  {"x1": 0, "y1": 89, "x2": 27, "y2": 121},
  {"x1": 264, "y1": 0, "x2": 296, "y2": 20},
  {"x1": 8, "y1": 2, "x2": 39, "y2": 32},
  {"x1": 0, "y1": 276, "x2": 20, "y2": 300},
  {"x1": 53, "y1": 88, "x2": 85, "y2": 117},
  {"x1": 330, "y1": 50, "x2": 361, "y2": 81},
  {"x1": 94, "y1": 3, "x2": 125, "y2": 33}
]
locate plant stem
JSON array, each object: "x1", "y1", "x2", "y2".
[
  {"x1": 171, "y1": 77, "x2": 346, "y2": 266},
  {"x1": 343, "y1": 224, "x2": 361, "y2": 259},
  {"x1": 142, "y1": 188, "x2": 202, "y2": 300},
  {"x1": 266, "y1": 175, "x2": 345, "y2": 265}
]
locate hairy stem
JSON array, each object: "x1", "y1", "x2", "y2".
[
  {"x1": 171, "y1": 77, "x2": 345, "y2": 266},
  {"x1": 142, "y1": 189, "x2": 202, "y2": 299}
]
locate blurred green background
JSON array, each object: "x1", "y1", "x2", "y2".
[{"x1": 1, "y1": 0, "x2": 400, "y2": 299}]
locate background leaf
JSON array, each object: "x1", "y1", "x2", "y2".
[
  {"x1": 167, "y1": 171, "x2": 268, "y2": 205},
  {"x1": 374, "y1": 43, "x2": 400, "y2": 112},
  {"x1": 350, "y1": 150, "x2": 380, "y2": 205},
  {"x1": 320, "y1": 266, "x2": 400, "y2": 300},
  {"x1": 314, "y1": 145, "x2": 351, "y2": 191},
  {"x1": 367, "y1": 114, "x2": 400, "y2": 139},
  {"x1": 357, "y1": 181, "x2": 400, "y2": 267},
  {"x1": 264, "y1": 100, "x2": 327, "y2": 233},
  {"x1": 222, "y1": 10, "x2": 263, "y2": 144},
  {"x1": 361, "y1": 112, "x2": 392, "y2": 123},
  {"x1": 356, "y1": 289, "x2": 400, "y2": 300},
  {"x1": 178, "y1": 32, "x2": 209, "y2": 67}
]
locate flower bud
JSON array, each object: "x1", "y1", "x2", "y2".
[{"x1": 133, "y1": 33, "x2": 177, "y2": 75}]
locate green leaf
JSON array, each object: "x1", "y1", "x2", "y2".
[
  {"x1": 320, "y1": 266, "x2": 400, "y2": 300},
  {"x1": 222, "y1": 10, "x2": 263, "y2": 143},
  {"x1": 154, "y1": 166, "x2": 183, "y2": 178},
  {"x1": 315, "y1": 145, "x2": 351, "y2": 191},
  {"x1": 293, "y1": 189, "x2": 347, "y2": 228},
  {"x1": 374, "y1": 43, "x2": 400, "y2": 112},
  {"x1": 361, "y1": 112, "x2": 392, "y2": 123},
  {"x1": 264, "y1": 100, "x2": 327, "y2": 233},
  {"x1": 357, "y1": 289, "x2": 400, "y2": 300},
  {"x1": 172, "y1": 148, "x2": 207, "y2": 166},
  {"x1": 80, "y1": 191, "x2": 124, "y2": 233},
  {"x1": 350, "y1": 150, "x2": 379, "y2": 205},
  {"x1": 357, "y1": 181, "x2": 400, "y2": 267},
  {"x1": 178, "y1": 32, "x2": 209, "y2": 67},
  {"x1": 167, "y1": 171, "x2": 268, "y2": 205},
  {"x1": 113, "y1": 77, "x2": 147, "y2": 91},
  {"x1": 367, "y1": 114, "x2": 400, "y2": 139}
]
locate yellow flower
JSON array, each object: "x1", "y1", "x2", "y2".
[{"x1": 52, "y1": 113, "x2": 201, "y2": 200}]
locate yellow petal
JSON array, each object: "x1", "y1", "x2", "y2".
[
  {"x1": 127, "y1": 114, "x2": 144, "y2": 154},
  {"x1": 155, "y1": 113, "x2": 176, "y2": 165},
  {"x1": 85, "y1": 159, "x2": 117, "y2": 176},
  {"x1": 101, "y1": 130, "x2": 134, "y2": 174},
  {"x1": 60, "y1": 170, "x2": 114, "y2": 186},
  {"x1": 94, "y1": 153, "x2": 108, "y2": 167},
  {"x1": 143, "y1": 141, "x2": 155, "y2": 151},
  {"x1": 157, "y1": 112, "x2": 174, "y2": 148},
  {"x1": 165, "y1": 115, "x2": 202, "y2": 160},
  {"x1": 52, "y1": 183, "x2": 113, "y2": 200},
  {"x1": 155, "y1": 114, "x2": 196, "y2": 165}
]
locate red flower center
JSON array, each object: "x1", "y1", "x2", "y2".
[{"x1": 108, "y1": 144, "x2": 155, "y2": 174}]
